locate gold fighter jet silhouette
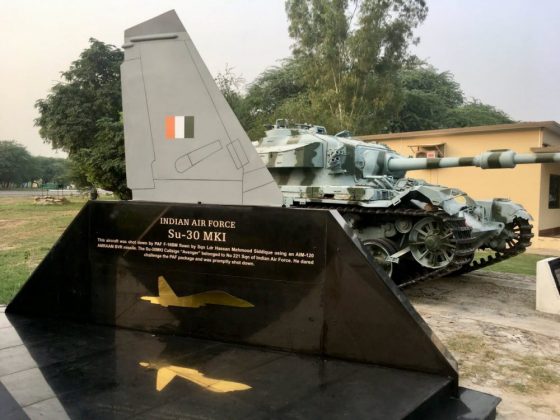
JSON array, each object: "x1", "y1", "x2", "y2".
[
  {"x1": 140, "y1": 276, "x2": 254, "y2": 309},
  {"x1": 139, "y1": 361, "x2": 252, "y2": 392}
]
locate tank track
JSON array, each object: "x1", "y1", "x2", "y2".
[
  {"x1": 299, "y1": 203, "x2": 477, "y2": 287},
  {"x1": 453, "y1": 218, "x2": 534, "y2": 275}
]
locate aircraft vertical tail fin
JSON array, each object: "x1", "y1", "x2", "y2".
[
  {"x1": 156, "y1": 368, "x2": 176, "y2": 391},
  {"x1": 121, "y1": 10, "x2": 282, "y2": 205},
  {"x1": 157, "y1": 276, "x2": 177, "y2": 299}
]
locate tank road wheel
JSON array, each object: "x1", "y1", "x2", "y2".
[
  {"x1": 362, "y1": 239, "x2": 399, "y2": 277},
  {"x1": 408, "y1": 217, "x2": 456, "y2": 269}
]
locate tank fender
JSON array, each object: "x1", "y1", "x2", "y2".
[
  {"x1": 413, "y1": 185, "x2": 447, "y2": 206},
  {"x1": 477, "y1": 199, "x2": 533, "y2": 223},
  {"x1": 411, "y1": 185, "x2": 469, "y2": 216}
]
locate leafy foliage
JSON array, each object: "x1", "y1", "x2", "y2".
[
  {"x1": 35, "y1": 39, "x2": 130, "y2": 198},
  {"x1": 220, "y1": 0, "x2": 430, "y2": 139},
  {"x1": 387, "y1": 65, "x2": 512, "y2": 132},
  {"x1": 444, "y1": 101, "x2": 512, "y2": 128},
  {"x1": 284, "y1": 0, "x2": 428, "y2": 134},
  {"x1": 223, "y1": 62, "x2": 512, "y2": 140},
  {"x1": 72, "y1": 118, "x2": 129, "y2": 197},
  {"x1": 215, "y1": 65, "x2": 246, "y2": 118},
  {"x1": 388, "y1": 65, "x2": 462, "y2": 132},
  {"x1": 0, "y1": 141, "x2": 36, "y2": 188},
  {"x1": 216, "y1": 1, "x2": 512, "y2": 139},
  {"x1": 0, "y1": 141, "x2": 69, "y2": 188},
  {"x1": 243, "y1": 60, "x2": 308, "y2": 139},
  {"x1": 33, "y1": 156, "x2": 70, "y2": 186}
]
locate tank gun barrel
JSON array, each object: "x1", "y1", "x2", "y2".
[{"x1": 387, "y1": 150, "x2": 560, "y2": 172}]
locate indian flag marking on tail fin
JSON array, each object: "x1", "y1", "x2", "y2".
[
  {"x1": 165, "y1": 116, "x2": 195, "y2": 139},
  {"x1": 175, "y1": 116, "x2": 185, "y2": 138},
  {"x1": 184, "y1": 116, "x2": 194, "y2": 138},
  {"x1": 165, "y1": 116, "x2": 175, "y2": 139}
]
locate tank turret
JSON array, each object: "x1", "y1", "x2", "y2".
[{"x1": 256, "y1": 120, "x2": 560, "y2": 286}]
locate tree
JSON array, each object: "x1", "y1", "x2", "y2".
[
  {"x1": 245, "y1": 60, "x2": 306, "y2": 116},
  {"x1": 389, "y1": 64, "x2": 463, "y2": 132},
  {"x1": 284, "y1": 0, "x2": 428, "y2": 134},
  {"x1": 35, "y1": 39, "x2": 130, "y2": 198},
  {"x1": 444, "y1": 100, "x2": 512, "y2": 128},
  {"x1": 240, "y1": 60, "x2": 308, "y2": 139},
  {"x1": 215, "y1": 65, "x2": 246, "y2": 119},
  {"x1": 0, "y1": 141, "x2": 36, "y2": 188},
  {"x1": 388, "y1": 65, "x2": 512, "y2": 132},
  {"x1": 34, "y1": 156, "x2": 70, "y2": 186},
  {"x1": 72, "y1": 117, "x2": 129, "y2": 197}
]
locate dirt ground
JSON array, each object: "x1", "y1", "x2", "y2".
[{"x1": 406, "y1": 271, "x2": 560, "y2": 420}]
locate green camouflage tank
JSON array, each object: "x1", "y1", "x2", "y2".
[{"x1": 255, "y1": 119, "x2": 560, "y2": 286}]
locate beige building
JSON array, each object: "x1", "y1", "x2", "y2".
[{"x1": 358, "y1": 122, "x2": 560, "y2": 253}]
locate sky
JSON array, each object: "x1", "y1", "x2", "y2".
[{"x1": 1, "y1": 0, "x2": 559, "y2": 157}]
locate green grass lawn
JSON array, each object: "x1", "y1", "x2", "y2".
[
  {"x1": 0, "y1": 196, "x2": 88, "y2": 304},
  {"x1": 476, "y1": 250, "x2": 550, "y2": 276},
  {"x1": 0, "y1": 196, "x2": 552, "y2": 304}
]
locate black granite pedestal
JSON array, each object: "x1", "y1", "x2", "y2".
[{"x1": 2, "y1": 201, "x2": 500, "y2": 419}]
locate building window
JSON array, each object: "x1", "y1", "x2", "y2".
[
  {"x1": 409, "y1": 144, "x2": 446, "y2": 159},
  {"x1": 550, "y1": 175, "x2": 560, "y2": 209}
]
